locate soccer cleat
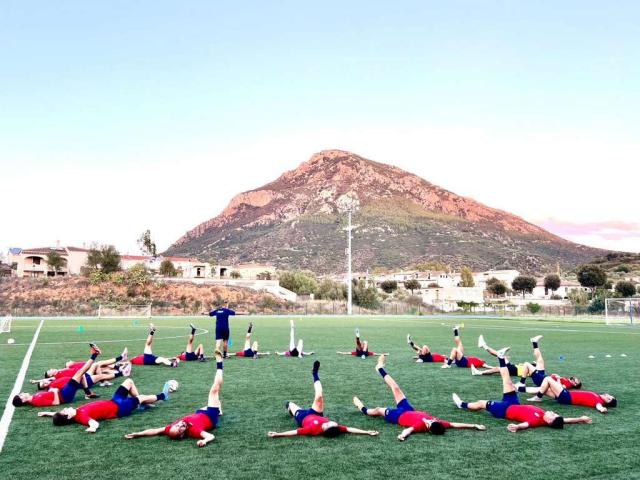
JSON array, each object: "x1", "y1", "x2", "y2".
[
  {"x1": 199, "y1": 354, "x2": 206, "y2": 362},
  {"x1": 355, "y1": 328, "x2": 360, "y2": 338},
  {"x1": 189, "y1": 323, "x2": 197, "y2": 332},
  {"x1": 353, "y1": 396, "x2": 365, "y2": 412},
  {"x1": 120, "y1": 347, "x2": 128, "y2": 362},
  {"x1": 477, "y1": 335, "x2": 487, "y2": 350},
  {"x1": 375, "y1": 354, "x2": 386, "y2": 371},
  {"x1": 527, "y1": 396, "x2": 543, "y2": 403},
  {"x1": 120, "y1": 363, "x2": 132, "y2": 377},
  {"x1": 496, "y1": 347, "x2": 510, "y2": 359},
  {"x1": 406, "y1": 334, "x2": 413, "y2": 345},
  {"x1": 170, "y1": 358, "x2": 179, "y2": 368},
  {"x1": 98, "y1": 381, "x2": 113, "y2": 387},
  {"x1": 452, "y1": 393, "x2": 463, "y2": 408},
  {"x1": 162, "y1": 381, "x2": 172, "y2": 400},
  {"x1": 441, "y1": 363, "x2": 451, "y2": 369},
  {"x1": 149, "y1": 323, "x2": 156, "y2": 334},
  {"x1": 471, "y1": 365, "x2": 482, "y2": 376},
  {"x1": 85, "y1": 392, "x2": 100, "y2": 399},
  {"x1": 530, "y1": 335, "x2": 543, "y2": 344}
]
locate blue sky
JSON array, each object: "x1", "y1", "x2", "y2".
[{"x1": 1, "y1": 1, "x2": 639, "y2": 254}]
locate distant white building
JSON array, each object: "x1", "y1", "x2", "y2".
[
  {"x1": 473, "y1": 270, "x2": 520, "y2": 289},
  {"x1": 532, "y1": 279, "x2": 589, "y2": 299},
  {"x1": 421, "y1": 286, "x2": 485, "y2": 312},
  {"x1": 7, "y1": 246, "x2": 89, "y2": 277}
]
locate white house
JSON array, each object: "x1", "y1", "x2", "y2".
[
  {"x1": 421, "y1": 286, "x2": 485, "y2": 312},
  {"x1": 7, "y1": 246, "x2": 89, "y2": 277},
  {"x1": 532, "y1": 279, "x2": 589, "y2": 299},
  {"x1": 120, "y1": 255, "x2": 210, "y2": 279},
  {"x1": 473, "y1": 270, "x2": 520, "y2": 289}
]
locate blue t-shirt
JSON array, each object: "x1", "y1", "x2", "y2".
[{"x1": 210, "y1": 307, "x2": 235, "y2": 330}]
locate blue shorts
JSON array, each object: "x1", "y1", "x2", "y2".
[
  {"x1": 455, "y1": 356, "x2": 469, "y2": 368},
  {"x1": 184, "y1": 352, "x2": 198, "y2": 361},
  {"x1": 486, "y1": 391, "x2": 520, "y2": 419},
  {"x1": 143, "y1": 353, "x2": 158, "y2": 365},
  {"x1": 84, "y1": 373, "x2": 94, "y2": 389},
  {"x1": 557, "y1": 388, "x2": 572, "y2": 405},
  {"x1": 384, "y1": 398, "x2": 414, "y2": 424},
  {"x1": 59, "y1": 379, "x2": 82, "y2": 403},
  {"x1": 196, "y1": 406, "x2": 220, "y2": 428},
  {"x1": 243, "y1": 349, "x2": 256, "y2": 358},
  {"x1": 419, "y1": 353, "x2": 433, "y2": 362},
  {"x1": 111, "y1": 386, "x2": 140, "y2": 417},
  {"x1": 216, "y1": 329, "x2": 230, "y2": 341},
  {"x1": 294, "y1": 408, "x2": 322, "y2": 426},
  {"x1": 531, "y1": 370, "x2": 546, "y2": 387}
]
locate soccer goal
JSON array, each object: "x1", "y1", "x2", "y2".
[
  {"x1": 605, "y1": 298, "x2": 640, "y2": 325},
  {"x1": 97, "y1": 304, "x2": 152, "y2": 319},
  {"x1": 0, "y1": 315, "x2": 12, "y2": 333}
]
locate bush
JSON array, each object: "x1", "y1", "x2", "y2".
[
  {"x1": 380, "y1": 280, "x2": 398, "y2": 293},
  {"x1": 353, "y1": 280, "x2": 380, "y2": 309},
  {"x1": 615, "y1": 281, "x2": 637, "y2": 298},
  {"x1": 315, "y1": 279, "x2": 345, "y2": 300},
  {"x1": 526, "y1": 303, "x2": 542, "y2": 314},
  {"x1": 159, "y1": 259, "x2": 177, "y2": 277},
  {"x1": 588, "y1": 297, "x2": 605, "y2": 314},
  {"x1": 615, "y1": 264, "x2": 631, "y2": 273},
  {"x1": 230, "y1": 270, "x2": 242, "y2": 279},
  {"x1": 89, "y1": 271, "x2": 107, "y2": 285},
  {"x1": 126, "y1": 263, "x2": 150, "y2": 287},
  {"x1": 278, "y1": 271, "x2": 318, "y2": 295}
]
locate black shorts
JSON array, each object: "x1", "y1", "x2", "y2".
[{"x1": 216, "y1": 329, "x2": 230, "y2": 341}]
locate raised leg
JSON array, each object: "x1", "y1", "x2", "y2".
[
  {"x1": 310, "y1": 361, "x2": 323, "y2": 413},
  {"x1": 289, "y1": 321, "x2": 296, "y2": 351},
  {"x1": 531, "y1": 336, "x2": 545, "y2": 371},
  {"x1": 143, "y1": 324, "x2": 156, "y2": 355},
  {"x1": 243, "y1": 332, "x2": 252, "y2": 351},
  {"x1": 208, "y1": 351, "x2": 224, "y2": 408}
]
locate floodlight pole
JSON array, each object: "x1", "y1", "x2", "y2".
[{"x1": 347, "y1": 210, "x2": 353, "y2": 315}]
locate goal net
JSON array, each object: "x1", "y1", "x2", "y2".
[
  {"x1": 605, "y1": 298, "x2": 640, "y2": 325},
  {"x1": 0, "y1": 315, "x2": 12, "y2": 333},
  {"x1": 97, "y1": 304, "x2": 152, "y2": 319}
]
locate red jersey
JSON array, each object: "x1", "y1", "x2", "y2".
[
  {"x1": 165, "y1": 413, "x2": 213, "y2": 439},
  {"x1": 54, "y1": 366, "x2": 82, "y2": 379},
  {"x1": 74, "y1": 400, "x2": 119, "y2": 426},
  {"x1": 296, "y1": 414, "x2": 348, "y2": 436},
  {"x1": 30, "y1": 391, "x2": 57, "y2": 407},
  {"x1": 466, "y1": 356, "x2": 487, "y2": 368},
  {"x1": 49, "y1": 376, "x2": 72, "y2": 390},
  {"x1": 505, "y1": 405, "x2": 547, "y2": 428},
  {"x1": 397, "y1": 411, "x2": 451, "y2": 432},
  {"x1": 430, "y1": 353, "x2": 447, "y2": 362},
  {"x1": 569, "y1": 391, "x2": 604, "y2": 408},
  {"x1": 66, "y1": 362, "x2": 85, "y2": 370},
  {"x1": 550, "y1": 374, "x2": 575, "y2": 389}
]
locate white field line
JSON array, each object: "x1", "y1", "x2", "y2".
[
  {"x1": 0, "y1": 319, "x2": 44, "y2": 453},
  {"x1": 0, "y1": 328, "x2": 209, "y2": 347}
]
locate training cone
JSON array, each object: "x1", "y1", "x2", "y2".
[
  {"x1": 76, "y1": 325, "x2": 84, "y2": 333},
  {"x1": 133, "y1": 319, "x2": 140, "y2": 326}
]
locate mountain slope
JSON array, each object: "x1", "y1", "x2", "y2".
[{"x1": 165, "y1": 150, "x2": 606, "y2": 274}]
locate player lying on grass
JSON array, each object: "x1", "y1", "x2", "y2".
[
  {"x1": 268, "y1": 360, "x2": 378, "y2": 439},
  {"x1": 515, "y1": 335, "x2": 582, "y2": 391},
  {"x1": 228, "y1": 322, "x2": 271, "y2": 358},
  {"x1": 34, "y1": 363, "x2": 132, "y2": 400},
  {"x1": 353, "y1": 355, "x2": 485, "y2": 441},
  {"x1": 527, "y1": 376, "x2": 616, "y2": 413},
  {"x1": 275, "y1": 320, "x2": 314, "y2": 357},
  {"x1": 37, "y1": 378, "x2": 172, "y2": 433},
  {"x1": 124, "y1": 351, "x2": 225, "y2": 447},
  {"x1": 406, "y1": 334, "x2": 447, "y2": 363},
  {"x1": 337, "y1": 328, "x2": 388, "y2": 358},
  {"x1": 442, "y1": 325, "x2": 491, "y2": 369},
  {"x1": 13, "y1": 345, "x2": 102, "y2": 407},
  {"x1": 177, "y1": 324, "x2": 205, "y2": 362},
  {"x1": 452, "y1": 347, "x2": 592, "y2": 432},
  {"x1": 472, "y1": 334, "x2": 526, "y2": 377},
  {"x1": 43, "y1": 348, "x2": 128, "y2": 379},
  {"x1": 130, "y1": 324, "x2": 179, "y2": 367}
]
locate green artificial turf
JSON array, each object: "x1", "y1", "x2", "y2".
[{"x1": 0, "y1": 316, "x2": 638, "y2": 479}]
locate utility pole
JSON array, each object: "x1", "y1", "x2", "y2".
[{"x1": 344, "y1": 210, "x2": 359, "y2": 315}]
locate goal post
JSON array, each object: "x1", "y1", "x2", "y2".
[
  {"x1": 0, "y1": 315, "x2": 12, "y2": 333},
  {"x1": 605, "y1": 298, "x2": 640, "y2": 325},
  {"x1": 97, "y1": 304, "x2": 152, "y2": 319}
]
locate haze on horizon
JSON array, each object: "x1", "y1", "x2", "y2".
[{"x1": 1, "y1": 1, "x2": 638, "y2": 256}]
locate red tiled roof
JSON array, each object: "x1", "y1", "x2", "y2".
[
  {"x1": 121, "y1": 255, "x2": 199, "y2": 263},
  {"x1": 21, "y1": 248, "x2": 68, "y2": 256}
]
